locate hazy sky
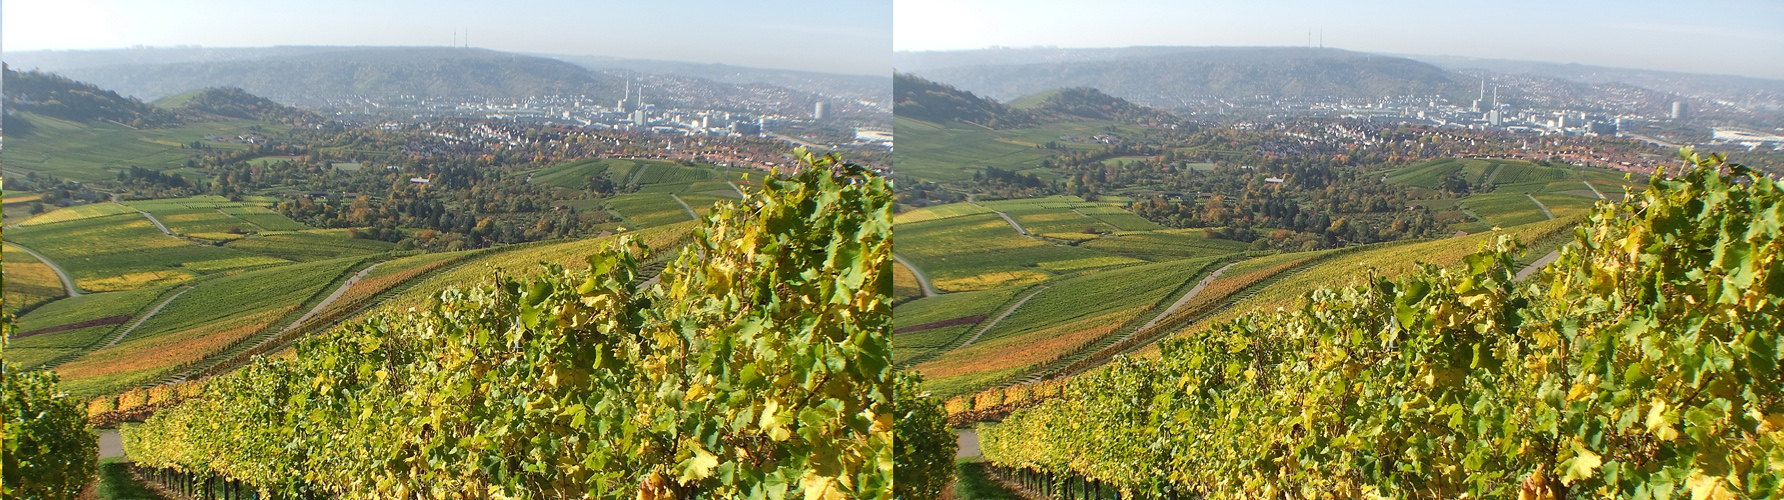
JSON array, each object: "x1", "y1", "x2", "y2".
[
  {"x1": 4, "y1": 0, "x2": 892, "y2": 76},
  {"x1": 895, "y1": 0, "x2": 1784, "y2": 80}
]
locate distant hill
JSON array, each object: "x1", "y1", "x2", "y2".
[
  {"x1": 895, "y1": 73, "x2": 1032, "y2": 128},
  {"x1": 10, "y1": 47, "x2": 624, "y2": 101},
  {"x1": 898, "y1": 47, "x2": 1464, "y2": 104},
  {"x1": 547, "y1": 54, "x2": 891, "y2": 105},
  {"x1": 2, "y1": 65, "x2": 179, "y2": 129},
  {"x1": 1027, "y1": 87, "x2": 1178, "y2": 124},
  {"x1": 162, "y1": 87, "x2": 322, "y2": 125},
  {"x1": 896, "y1": 74, "x2": 1176, "y2": 128}
]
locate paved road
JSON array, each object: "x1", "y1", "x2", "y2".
[
  {"x1": 1133, "y1": 262, "x2": 1238, "y2": 334},
  {"x1": 104, "y1": 286, "x2": 195, "y2": 348},
  {"x1": 977, "y1": 205, "x2": 1030, "y2": 236},
  {"x1": 1527, "y1": 194, "x2": 1554, "y2": 220},
  {"x1": 961, "y1": 286, "x2": 1048, "y2": 347},
  {"x1": 726, "y1": 181, "x2": 748, "y2": 198},
  {"x1": 99, "y1": 429, "x2": 123, "y2": 459},
  {"x1": 1516, "y1": 249, "x2": 1562, "y2": 281},
  {"x1": 8, "y1": 242, "x2": 82, "y2": 297},
  {"x1": 670, "y1": 194, "x2": 700, "y2": 221},
  {"x1": 1582, "y1": 181, "x2": 1606, "y2": 200},
  {"x1": 279, "y1": 262, "x2": 382, "y2": 335},
  {"x1": 956, "y1": 428, "x2": 981, "y2": 459},
  {"x1": 894, "y1": 253, "x2": 939, "y2": 297}
]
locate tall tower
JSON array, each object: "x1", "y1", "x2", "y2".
[
  {"x1": 813, "y1": 101, "x2": 830, "y2": 120},
  {"x1": 1671, "y1": 101, "x2": 1688, "y2": 120}
]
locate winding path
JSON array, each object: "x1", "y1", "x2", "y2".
[
  {"x1": 670, "y1": 194, "x2": 700, "y2": 221},
  {"x1": 104, "y1": 286, "x2": 195, "y2": 348},
  {"x1": 1582, "y1": 181, "x2": 1606, "y2": 200},
  {"x1": 1527, "y1": 194, "x2": 1554, "y2": 220},
  {"x1": 1133, "y1": 262, "x2": 1238, "y2": 334},
  {"x1": 975, "y1": 205, "x2": 1030, "y2": 236},
  {"x1": 894, "y1": 253, "x2": 939, "y2": 297},
  {"x1": 8, "y1": 242, "x2": 82, "y2": 297},
  {"x1": 133, "y1": 208, "x2": 175, "y2": 236},
  {"x1": 279, "y1": 262, "x2": 383, "y2": 335},
  {"x1": 961, "y1": 286, "x2": 1048, "y2": 347},
  {"x1": 1516, "y1": 249, "x2": 1563, "y2": 282}
]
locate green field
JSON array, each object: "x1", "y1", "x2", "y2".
[
  {"x1": 12, "y1": 202, "x2": 138, "y2": 227},
  {"x1": 606, "y1": 193, "x2": 699, "y2": 228},
  {"x1": 896, "y1": 212, "x2": 1141, "y2": 292},
  {"x1": 2, "y1": 112, "x2": 287, "y2": 182},
  {"x1": 122, "y1": 196, "x2": 312, "y2": 238},
  {"x1": 5, "y1": 213, "x2": 290, "y2": 292},
  {"x1": 894, "y1": 116, "x2": 1137, "y2": 183},
  {"x1": 224, "y1": 232, "x2": 395, "y2": 261},
  {"x1": 1078, "y1": 230, "x2": 1250, "y2": 262}
]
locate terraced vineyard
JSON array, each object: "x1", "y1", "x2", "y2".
[
  {"x1": 5, "y1": 286, "x2": 176, "y2": 370},
  {"x1": 50, "y1": 258, "x2": 364, "y2": 396},
  {"x1": 908, "y1": 257, "x2": 1222, "y2": 398}
]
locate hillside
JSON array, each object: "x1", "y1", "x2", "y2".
[
  {"x1": 1026, "y1": 87, "x2": 1178, "y2": 124},
  {"x1": 2, "y1": 65, "x2": 180, "y2": 129},
  {"x1": 164, "y1": 87, "x2": 321, "y2": 124},
  {"x1": 901, "y1": 46, "x2": 1464, "y2": 104},
  {"x1": 25, "y1": 47, "x2": 625, "y2": 101},
  {"x1": 895, "y1": 73, "x2": 1031, "y2": 128}
]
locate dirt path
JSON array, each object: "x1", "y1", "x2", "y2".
[
  {"x1": 279, "y1": 262, "x2": 383, "y2": 335},
  {"x1": 104, "y1": 286, "x2": 195, "y2": 348},
  {"x1": 974, "y1": 204, "x2": 1030, "y2": 236},
  {"x1": 1133, "y1": 262, "x2": 1237, "y2": 334},
  {"x1": 670, "y1": 194, "x2": 700, "y2": 221},
  {"x1": 8, "y1": 242, "x2": 82, "y2": 297},
  {"x1": 1527, "y1": 194, "x2": 1554, "y2": 220},
  {"x1": 1516, "y1": 249, "x2": 1562, "y2": 281},
  {"x1": 961, "y1": 286, "x2": 1048, "y2": 347},
  {"x1": 726, "y1": 181, "x2": 747, "y2": 198},
  {"x1": 894, "y1": 253, "x2": 939, "y2": 297},
  {"x1": 132, "y1": 208, "x2": 175, "y2": 236},
  {"x1": 1582, "y1": 181, "x2": 1606, "y2": 200}
]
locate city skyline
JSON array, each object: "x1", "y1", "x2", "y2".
[
  {"x1": 3, "y1": 0, "x2": 892, "y2": 76},
  {"x1": 894, "y1": 0, "x2": 1784, "y2": 81}
]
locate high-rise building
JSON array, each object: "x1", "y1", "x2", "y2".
[
  {"x1": 1488, "y1": 109, "x2": 1501, "y2": 127},
  {"x1": 632, "y1": 109, "x2": 647, "y2": 127},
  {"x1": 1672, "y1": 101, "x2": 1689, "y2": 120},
  {"x1": 813, "y1": 101, "x2": 830, "y2": 120}
]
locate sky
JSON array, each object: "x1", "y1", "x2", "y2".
[
  {"x1": 3, "y1": 0, "x2": 892, "y2": 76},
  {"x1": 895, "y1": 0, "x2": 1784, "y2": 80}
]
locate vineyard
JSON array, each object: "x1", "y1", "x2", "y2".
[
  {"x1": 4, "y1": 212, "x2": 289, "y2": 291},
  {"x1": 118, "y1": 151, "x2": 899, "y2": 499},
  {"x1": 976, "y1": 152, "x2": 1784, "y2": 499}
]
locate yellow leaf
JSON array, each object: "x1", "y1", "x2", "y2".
[
  {"x1": 1561, "y1": 444, "x2": 1601, "y2": 485},
  {"x1": 1690, "y1": 473, "x2": 1734, "y2": 500}
]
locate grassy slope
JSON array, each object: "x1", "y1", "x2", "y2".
[
  {"x1": 5, "y1": 213, "x2": 290, "y2": 292},
  {"x1": 3, "y1": 112, "x2": 286, "y2": 182}
]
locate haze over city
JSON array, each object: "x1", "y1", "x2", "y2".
[
  {"x1": 4, "y1": 0, "x2": 892, "y2": 76},
  {"x1": 894, "y1": 0, "x2": 1784, "y2": 80}
]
